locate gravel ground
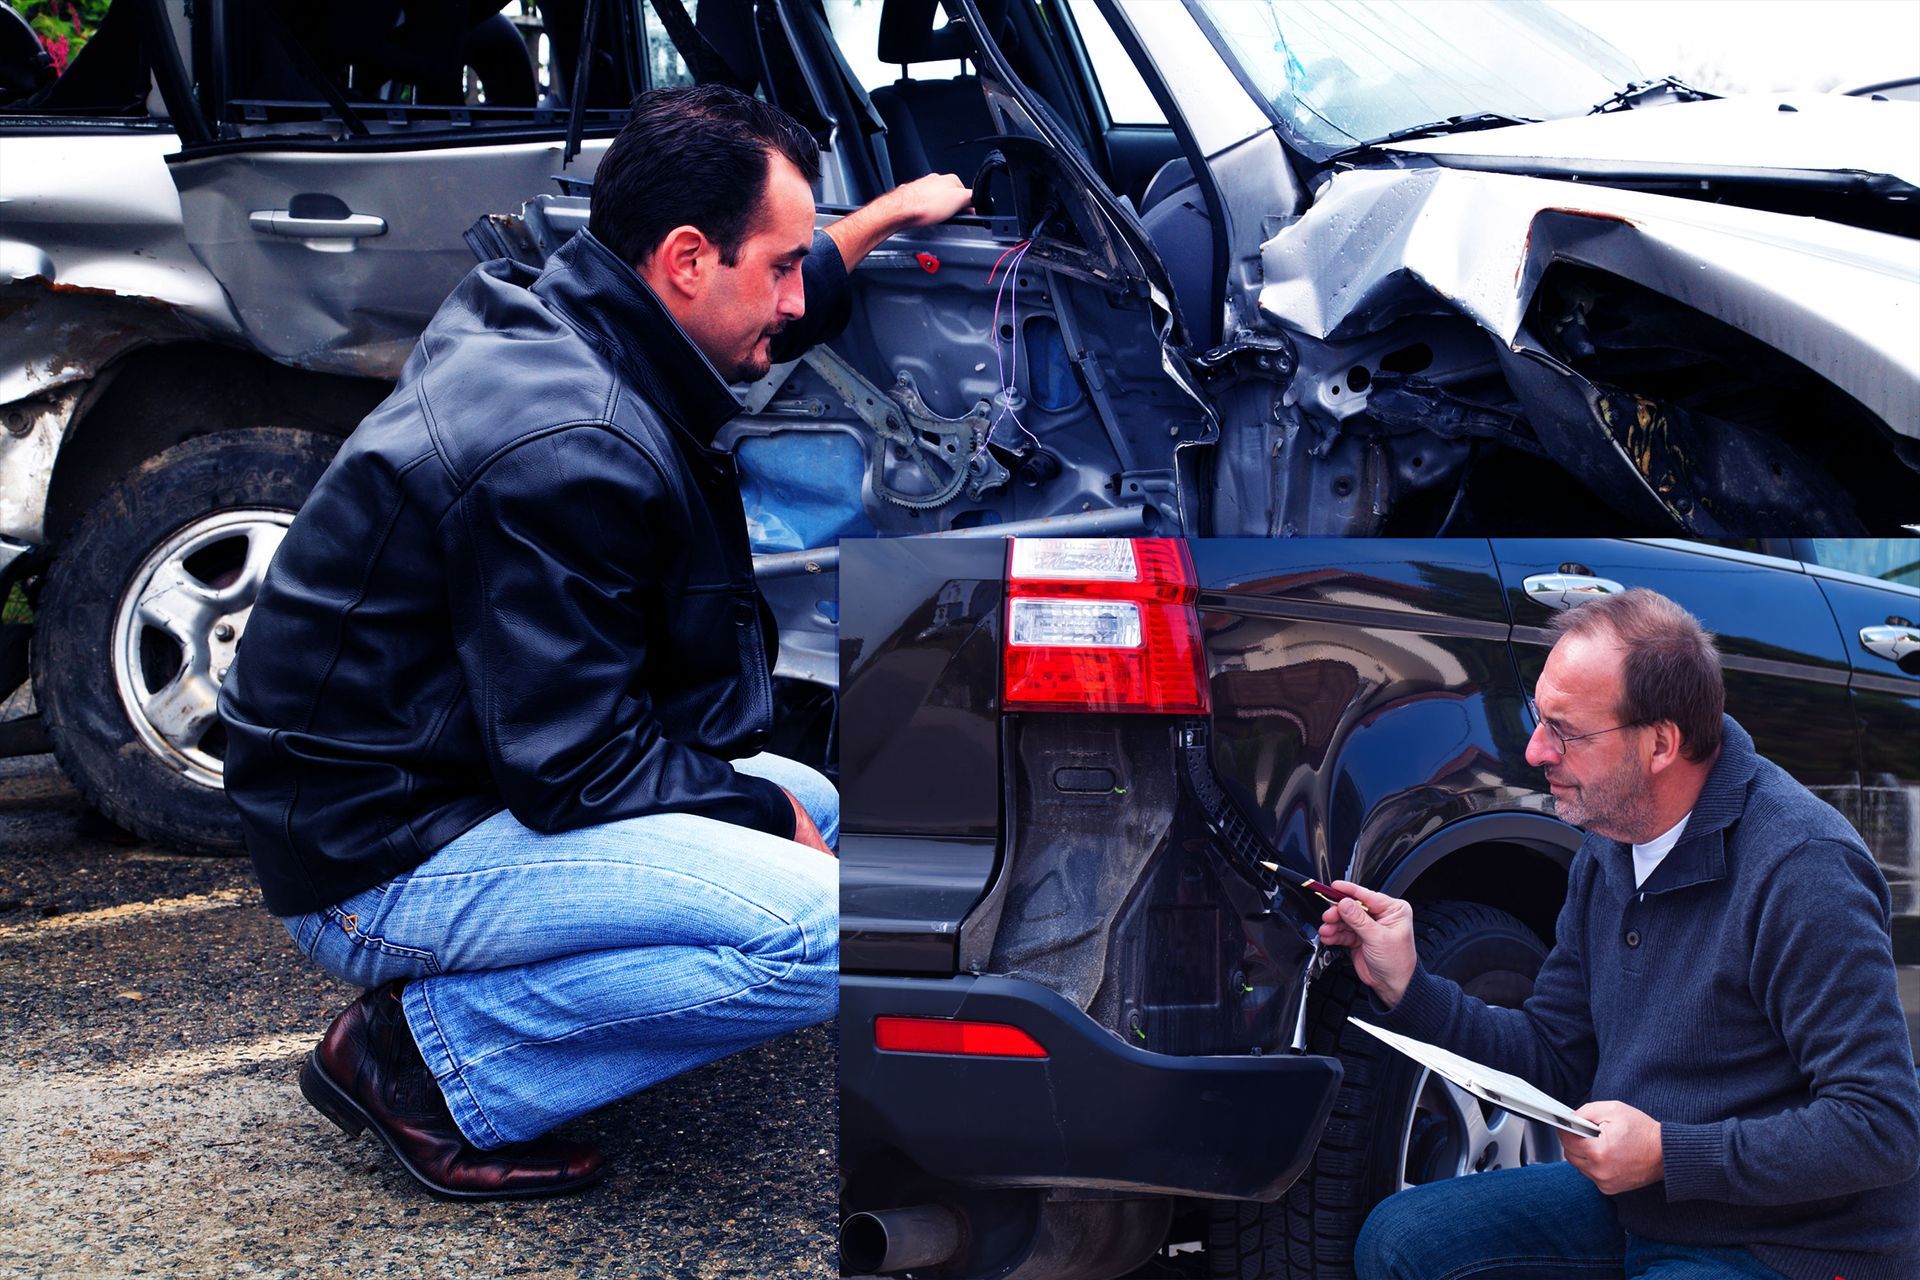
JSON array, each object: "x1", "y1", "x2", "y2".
[{"x1": 0, "y1": 754, "x2": 836, "y2": 1280}]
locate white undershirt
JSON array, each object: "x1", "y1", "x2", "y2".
[{"x1": 1632, "y1": 811, "x2": 1693, "y2": 889}]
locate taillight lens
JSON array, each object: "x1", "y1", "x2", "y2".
[
  {"x1": 1003, "y1": 537, "x2": 1208, "y2": 713},
  {"x1": 874, "y1": 1015, "x2": 1049, "y2": 1058}
]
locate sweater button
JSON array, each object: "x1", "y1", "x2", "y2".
[{"x1": 1625, "y1": 929, "x2": 1641, "y2": 948}]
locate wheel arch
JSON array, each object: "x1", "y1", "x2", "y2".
[
  {"x1": 1378, "y1": 812, "x2": 1580, "y2": 950},
  {"x1": 43, "y1": 343, "x2": 385, "y2": 547},
  {"x1": 1495, "y1": 256, "x2": 1915, "y2": 532}
]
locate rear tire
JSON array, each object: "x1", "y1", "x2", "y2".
[
  {"x1": 1206, "y1": 901, "x2": 1554, "y2": 1279},
  {"x1": 32, "y1": 428, "x2": 337, "y2": 853}
]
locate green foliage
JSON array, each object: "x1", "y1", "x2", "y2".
[
  {"x1": 1, "y1": 584, "x2": 30, "y2": 626},
  {"x1": 13, "y1": 1, "x2": 114, "y2": 74}
]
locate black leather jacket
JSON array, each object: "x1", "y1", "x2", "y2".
[{"x1": 220, "y1": 228, "x2": 851, "y2": 915}]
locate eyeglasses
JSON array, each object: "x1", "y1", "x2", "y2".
[{"x1": 1525, "y1": 695, "x2": 1642, "y2": 756}]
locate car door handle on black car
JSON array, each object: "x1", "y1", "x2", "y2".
[
  {"x1": 1523, "y1": 572, "x2": 1627, "y2": 611},
  {"x1": 1859, "y1": 623, "x2": 1920, "y2": 664}
]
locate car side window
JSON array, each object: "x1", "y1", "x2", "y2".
[
  {"x1": 1809, "y1": 540, "x2": 1920, "y2": 590},
  {"x1": 211, "y1": 1, "x2": 635, "y2": 138},
  {"x1": 642, "y1": 1, "x2": 696, "y2": 88},
  {"x1": 1061, "y1": 0, "x2": 1166, "y2": 127},
  {"x1": 0, "y1": 2, "x2": 158, "y2": 118}
]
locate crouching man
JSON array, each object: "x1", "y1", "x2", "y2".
[
  {"x1": 218, "y1": 85, "x2": 971, "y2": 1198},
  {"x1": 1327, "y1": 588, "x2": 1920, "y2": 1278}
]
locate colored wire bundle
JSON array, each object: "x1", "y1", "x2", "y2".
[{"x1": 986, "y1": 240, "x2": 1041, "y2": 454}]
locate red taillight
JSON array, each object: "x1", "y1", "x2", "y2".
[
  {"x1": 1003, "y1": 537, "x2": 1209, "y2": 714},
  {"x1": 873, "y1": 1015, "x2": 1049, "y2": 1058}
]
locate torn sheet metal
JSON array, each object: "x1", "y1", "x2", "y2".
[
  {"x1": 1257, "y1": 166, "x2": 1920, "y2": 435},
  {"x1": 1, "y1": 133, "x2": 240, "y2": 405},
  {"x1": 0, "y1": 383, "x2": 85, "y2": 546}
]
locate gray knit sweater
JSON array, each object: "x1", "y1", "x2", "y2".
[{"x1": 1377, "y1": 716, "x2": 1920, "y2": 1279}]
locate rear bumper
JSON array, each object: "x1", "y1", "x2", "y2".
[{"x1": 840, "y1": 973, "x2": 1342, "y2": 1202}]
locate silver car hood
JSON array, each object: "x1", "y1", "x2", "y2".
[
  {"x1": 1258, "y1": 165, "x2": 1920, "y2": 437},
  {"x1": 1383, "y1": 93, "x2": 1920, "y2": 190}
]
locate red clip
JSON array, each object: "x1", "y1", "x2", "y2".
[{"x1": 915, "y1": 252, "x2": 940, "y2": 274}]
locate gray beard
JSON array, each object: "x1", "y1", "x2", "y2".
[{"x1": 1553, "y1": 765, "x2": 1659, "y2": 843}]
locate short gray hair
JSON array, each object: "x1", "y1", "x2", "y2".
[{"x1": 1548, "y1": 588, "x2": 1724, "y2": 762}]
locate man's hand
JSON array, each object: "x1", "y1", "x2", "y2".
[
  {"x1": 823, "y1": 173, "x2": 974, "y2": 271},
  {"x1": 1562, "y1": 1101, "x2": 1664, "y2": 1194},
  {"x1": 785, "y1": 787, "x2": 835, "y2": 857},
  {"x1": 879, "y1": 172, "x2": 975, "y2": 229},
  {"x1": 1315, "y1": 882, "x2": 1417, "y2": 1007}
]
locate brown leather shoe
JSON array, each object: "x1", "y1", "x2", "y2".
[{"x1": 298, "y1": 980, "x2": 604, "y2": 1199}]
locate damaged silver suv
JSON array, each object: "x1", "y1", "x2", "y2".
[
  {"x1": 0, "y1": 0, "x2": 646, "y2": 847},
  {"x1": 3, "y1": 0, "x2": 1918, "y2": 852}
]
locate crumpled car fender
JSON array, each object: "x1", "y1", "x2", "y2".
[
  {"x1": 1, "y1": 132, "x2": 240, "y2": 402},
  {"x1": 1257, "y1": 167, "x2": 1920, "y2": 437},
  {"x1": 0, "y1": 132, "x2": 244, "y2": 549}
]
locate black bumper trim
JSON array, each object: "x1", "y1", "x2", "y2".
[{"x1": 841, "y1": 973, "x2": 1342, "y2": 1202}]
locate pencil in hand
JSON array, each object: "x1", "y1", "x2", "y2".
[{"x1": 1304, "y1": 878, "x2": 1371, "y2": 913}]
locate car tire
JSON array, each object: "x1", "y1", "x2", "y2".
[
  {"x1": 1206, "y1": 900, "x2": 1555, "y2": 1280},
  {"x1": 31, "y1": 428, "x2": 338, "y2": 854}
]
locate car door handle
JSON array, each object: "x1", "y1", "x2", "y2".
[
  {"x1": 248, "y1": 210, "x2": 387, "y2": 239},
  {"x1": 249, "y1": 193, "x2": 387, "y2": 253},
  {"x1": 1859, "y1": 624, "x2": 1920, "y2": 663},
  {"x1": 1522, "y1": 573, "x2": 1626, "y2": 611}
]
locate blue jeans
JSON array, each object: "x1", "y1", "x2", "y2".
[
  {"x1": 281, "y1": 752, "x2": 838, "y2": 1149},
  {"x1": 1356, "y1": 1162, "x2": 1787, "y2": 1279}
]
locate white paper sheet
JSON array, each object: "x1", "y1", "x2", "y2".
[{"x1": 1347, "y1": 1017, "x2": 1604, "y2": 1138}]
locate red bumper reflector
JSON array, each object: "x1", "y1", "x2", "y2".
[{"x1": 874, "y1": 1015, "x2": 1049, "y2": 1059}]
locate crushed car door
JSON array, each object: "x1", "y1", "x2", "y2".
[{"x1": 162, "y1": 0, "x2": 640, "y2": 380}]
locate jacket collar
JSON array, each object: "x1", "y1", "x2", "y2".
[
  {"x1": 1635, "y1": 713, "x2": 1757, "y2": 896},
  {"x1": 532, "y1": 229, "x2": 742, "y2": 448}
]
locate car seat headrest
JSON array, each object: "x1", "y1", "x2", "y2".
[{"x1": 876, "y1": 0, "x2": 1009, "y2": 67}]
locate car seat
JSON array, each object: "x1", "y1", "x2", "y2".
[{"x1": 868, "y1": 0, "x2": 1001, "y2": 184}]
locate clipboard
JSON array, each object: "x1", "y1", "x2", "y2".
[{"x1": 1347, "y1": 1017, "x2": 1603, "y2": 1139}]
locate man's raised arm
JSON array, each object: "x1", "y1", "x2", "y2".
[{"x1": 771, "y1": 173, "x2": 975, "y2": 361}]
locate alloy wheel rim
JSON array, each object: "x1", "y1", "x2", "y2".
[
  {"x1": 1396, "y1": 1065, "x2": 1561, "y2": 1191},
  {"x1": 111, "y1": 509, "x2": 292, "y2": 789}
]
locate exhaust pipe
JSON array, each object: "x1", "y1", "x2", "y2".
[{"x1": 839, "y1": 1204, "x2": 965, "y2": 1275}]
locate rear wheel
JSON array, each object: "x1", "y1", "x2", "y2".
[
  {"x1": 1206, "y1": 901, "x2": 1555, "y2": 1279},
  {"x1": 32, "y1": 428, "x2": 337, "y2": 853}
]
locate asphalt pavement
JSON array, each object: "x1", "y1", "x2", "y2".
[{"x1": 0, "y1": 754, "x2": 836, "y2": 1280}]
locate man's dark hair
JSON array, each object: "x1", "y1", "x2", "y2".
[
  {"x1": 589, "y1": 84, "x2": 819, "y2": 268},
  {"x1": 1548, "y1": 587, "x2": 1724, "y2": 762}
]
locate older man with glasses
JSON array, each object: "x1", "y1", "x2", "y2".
[{"x1": 1322, "y1": 588, "x2": 1919, "y2": 1280}]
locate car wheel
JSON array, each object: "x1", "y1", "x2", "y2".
[
  {"x1": 31, "y1": 428, "x2": 337, "y2": 853},
  {"x1": 1206, "y1": 901, "x2": 1555, "y2": 1280}
]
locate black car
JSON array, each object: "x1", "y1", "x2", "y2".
[{"x1": 836, "y1": 535, "x2": 1920, "y2": 1279}]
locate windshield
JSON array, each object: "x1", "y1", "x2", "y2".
[{"x1": 1189, "y1": 0, "x2": 1643, "y2": 152}]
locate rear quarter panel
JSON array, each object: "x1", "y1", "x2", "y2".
[{"x1": 1189, "y1": 538, "x2": 1536, "y2": 890}]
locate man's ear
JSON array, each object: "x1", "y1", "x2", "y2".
[
  {"x1": 1645, "y1": 719, "x2": 1685, "y2": 775},
  {"x1": 638, "y1": 225, "x2": 709, "y2": 302}
]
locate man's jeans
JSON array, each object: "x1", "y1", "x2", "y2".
[
  {"x1": 1356, "y1": 1162, "x2": 1787, "y2": 1279},
  {"x1": 280, "y1": 752, "x2": 838, "y2": 1149}
]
